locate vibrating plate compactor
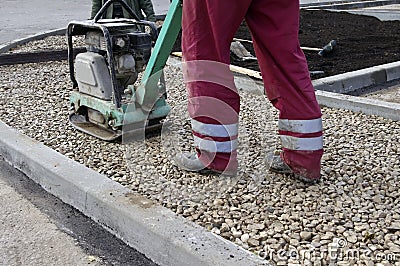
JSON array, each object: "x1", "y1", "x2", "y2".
[{"x1": 67, "y1": 0, "x2": 182, "y2": 141}]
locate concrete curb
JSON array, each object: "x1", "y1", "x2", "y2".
[
  {"x1": 312, "y1": 62, "x2": 400, "y2": 121},
  {"x1": 312, "y1": 61, "x2": 400, "y2": 94},
  {"x1": 0, "y1": 28, "x2": 66, "y2": 54},
  {"x1": 0, "y1": 121, "x2": 268, "y2": 266},
  {"x1": 301, "y1": 0, "x2": 400, "y2": 10},
  {"x1": 315, "y1": 90, "x2": 400, "y2": 120}
]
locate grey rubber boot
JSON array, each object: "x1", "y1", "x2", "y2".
[
  {"x1": 268, "y1": 153, "x2": 320, "y2": 184},
  {"x1": 174, "y1": 152, "x2": 237, "y2": 176},
  {"x1": 268, "y1": 153, "x2": 293, "y2": 174},
  {"x1": 174, "y1": 152, "x2": 206, "y2": 172}
]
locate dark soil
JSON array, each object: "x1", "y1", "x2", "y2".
[
  {"x1": 297, "y1": 10, "x2": 400, "y2": 78},
  {"x1": 174, "y1": 10, "x2": 400, "y2": 79}
]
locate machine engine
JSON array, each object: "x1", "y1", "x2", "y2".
[{"x1": 75, "y1": 29, "x2": 152, "y2": 100}]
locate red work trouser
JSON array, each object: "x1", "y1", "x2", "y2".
[{"x1": 181, "y1": 0, "x2": 323, "y2": 179}]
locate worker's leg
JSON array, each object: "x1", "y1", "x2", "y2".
[
  {"x1": 181, "y1": 0, "x2": 251, "y2": 172},
  {"x1": 245, "y1": 0, "x2": 323, "y2": 179}
]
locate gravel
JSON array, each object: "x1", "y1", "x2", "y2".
[
  {"x1": 1, "y1": 36, "x2": 400, "y2": 265},
  {"x1": 4, "y1": 35, "x2": 85, "y2": 53}
]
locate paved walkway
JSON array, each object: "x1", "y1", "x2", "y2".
[{"x1": 341, "y1": 4, "x2": 400, "y2": 20}]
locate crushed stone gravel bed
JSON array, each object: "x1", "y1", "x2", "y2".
[
  {"x1": 0, "y1": 37, "x2": 400, "y2": 266},
  {"x1": 4, "y1": 35, "x2": 85, "y2": 53}
]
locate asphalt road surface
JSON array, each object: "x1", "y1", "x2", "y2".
[
  {"x1": 0, "y1": 159, "x2": 158, "y2": 266},
  {"x1": 0, "y1": 0, "x2": 171, "y2": 44}
]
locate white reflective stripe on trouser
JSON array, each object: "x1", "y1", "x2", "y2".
[
  {"x1": 280, "y1": 135, "x2": 323, "y2": 151},
  {"x1": 278, "y1": 118, "x2": 323, "y2": 133},
  {"x1": 194, "y1": 136, "x2": 238, "y2": 153},
  {"x1": 191, "y1": 119, "x2": 238, "y2": 138}
]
